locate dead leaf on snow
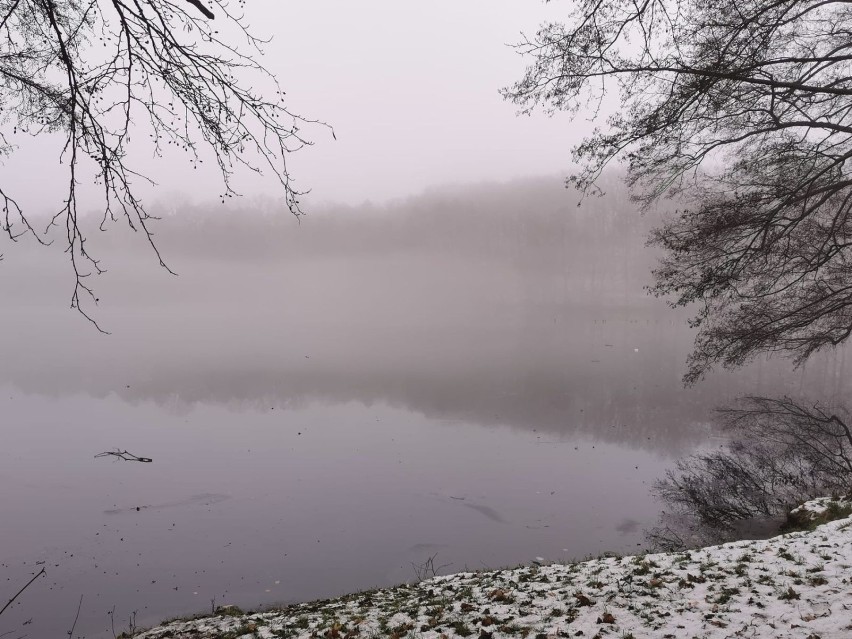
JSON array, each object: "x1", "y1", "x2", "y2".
[{"x1": 574, "y1": 593, "x2": 594, "y2": 607}]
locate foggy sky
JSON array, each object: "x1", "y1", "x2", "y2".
[{"x1": 3, "y1": 1, "x2": 590, "y2": 216}]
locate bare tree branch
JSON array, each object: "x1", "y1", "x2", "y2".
[
  {"x1": 184, "y1": 0, "x2": 213, "y2": 19},
  {"x1": 505, "y1": 0, "x2": 852, "y2": 382},
  {"x1": 0, "y1": 0, "x2": 330, "y2": 326}
]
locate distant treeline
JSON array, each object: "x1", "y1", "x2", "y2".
[
  {"x1": 156, "y1": 175, "x2": 651, "y2": 253},
  {"x1": 99, "y1": 174, "x2": 659, "y2": 297}
]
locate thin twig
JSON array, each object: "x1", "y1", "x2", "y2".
[
  {"x1": 410, "y1": 553, "x2": 452, "y2": 582},
  {"x1": 67, "y1": 595, "x2": 82, "y2": 638},
  {"x1": 95, "y1": 449, "x2": 153, "y2": 463},
  {"x1": 108, "y1": 605, "x2": 116, "y2": 639},
  {"x1": 0, "y1": 568, "x2": 44, "y2": 618}
]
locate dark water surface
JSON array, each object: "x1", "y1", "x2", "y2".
[
  {"x1": 2, "y1": 392, "x2": 677, "y2": 638},
  {"x1": 2, "y1": 181, "x2": 848, "y2": 637}
]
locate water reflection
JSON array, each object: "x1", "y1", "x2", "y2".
[
  {"x1": 1, "y1": 392, "x2": 671, "y2": 639},
  {"x1": 648, "y1": 395, "x2": 852, "y2": 550},
  {"x1": 103, "y1": 493, "x2": 231, "y2": 515},
  {"x1": 1, "y1": 177, "x2": 850, "y2": 638},
  {"x1": 3, "y1": 179, "x2": 848, "y2": 450}
]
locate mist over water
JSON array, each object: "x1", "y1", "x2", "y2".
[{"x1": 1, "y1": 176, "x2": 848, "y2": 638}]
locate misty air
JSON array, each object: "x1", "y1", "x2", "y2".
[{"x1": 2, "y1": 2, "x2": 852, "y2": 638}]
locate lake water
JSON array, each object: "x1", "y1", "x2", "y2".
[{"x1": 2, "y1": 182, "x2": 848, "y2": 637}]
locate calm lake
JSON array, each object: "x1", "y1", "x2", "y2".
[{"x1": 1, "y1": 179, "x2": 847, "y2": 638}]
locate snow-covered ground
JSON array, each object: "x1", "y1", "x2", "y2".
[{"x1": 136, "y1": 498, "x2": 852, "y2": 639}]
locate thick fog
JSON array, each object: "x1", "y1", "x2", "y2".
[
  {"x1": 5, "y1": 176, "x2": 852, "y2": 639},
  {"x1": 6, "y1": 4, "x2": 849, "y2": 638},
  {"x1": 3, "y1": 176, "x2": 847, "y2": 450}
]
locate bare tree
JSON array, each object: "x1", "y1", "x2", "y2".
[
  {"x1": 505, "y1": 0, "x2": 852, "y2": 383},
  {"x1": 0, "y1": 0, "x2": 328, "y2": 327},
  {"x1": 648, "y1": 396, "x2": 852, "y2": 550}
]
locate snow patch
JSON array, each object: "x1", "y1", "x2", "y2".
[{"x1": 136, "y1": 503, "x2": 852, "y2": 639}]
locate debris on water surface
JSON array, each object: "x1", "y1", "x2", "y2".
[{"x1": 95, "y1": 449, "x2": 153, "y2": 463}]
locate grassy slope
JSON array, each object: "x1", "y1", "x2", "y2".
[{"x1": 135, "y1": 499, "x2": 852, "y2": 639}]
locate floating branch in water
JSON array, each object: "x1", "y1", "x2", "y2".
[
  {"x1": 0, "y1": 567, "x2": 45, "y2": 618},
  {"x1": 95, "y1": 449, "x2": 153, "y2": 463}
]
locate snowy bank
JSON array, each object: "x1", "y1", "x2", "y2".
[{"x1": 136, "y1": 498, "x2": 852, "y2": 639}]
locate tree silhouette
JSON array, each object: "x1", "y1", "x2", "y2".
[
  {"x1": 505, "y1": 0, "x2": 852, "y2": 382},
  {"x1": 0, "y1": 0, "x2": 327, "y2": 327}
]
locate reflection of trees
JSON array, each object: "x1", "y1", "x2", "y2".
[
  {"x1": 4, "y1": 177, "x2": 852, "y2": 451},
  {"x1": 3, "y1": 358, "x2": 713, "y2": 453},
  {"x1": 649, "y1": 397, "x2": 852, "y2": 550},
  {"x1": 3, "y1": 349, "x2": 843, "y2": 453}
]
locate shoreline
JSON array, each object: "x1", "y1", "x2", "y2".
[{"x1": 134, "y1": 499, "x2": 852, "y2": 639}]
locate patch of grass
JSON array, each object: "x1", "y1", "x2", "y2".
[
  {"x1": 451, "y1": 621, "x2": 474, "y2": 637},
  {"x1": 294, "y1": 616, "x2": 310, "y2": 629},
  {"x1": 776, "y1": 548, "x2": 795, "y2": 561},
  {"x1": 711, "y1": 587, "x2": 740, "y2": 605},
  {"x1": 783, "y1": 500, "x2": 852, "y2": 533},
  {"x1": 778, "y1": 586, "x2": 800, "y2": 601},
  {"x1": 213, "y1": 623, "x2": 258, "y2": 639}
]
